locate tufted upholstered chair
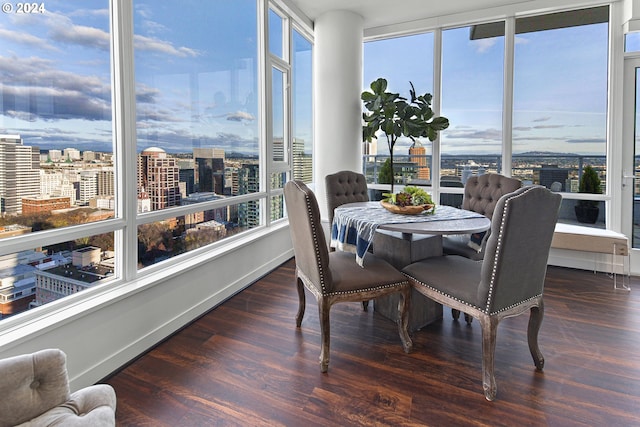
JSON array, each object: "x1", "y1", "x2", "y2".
[
  {"x1": 325, "y1": 170, "x2": 372, "y2": 310},
  {"x1": 402, "y1": 186, "x2": 561, "y2": 401},
  {"x1": 443, "y1": 174, "x2": 521, "y2": 323},
  {"x1": 325, "y1": 170, "x2": 369, "y2": 226},
  {"x1": 0, "y1": 348, "x2": 116, "y2": 427},
  {"x1": 284, "y1": 180, "x2": 412, "y2": 372},
  {"x1": 443, "y1": 173, "x2": 521, "y2": 261}
]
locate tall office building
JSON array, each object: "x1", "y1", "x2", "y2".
[
  {"x1": 194, "y1": 148, "x2": 225, "y2": 195},
  {"x1": 0, "y1": 135, "x2": 40, "y2": 215},
  {"x1": 96, "y1": 168, "x2": 115, "y2": 196},
  {"x1": 237, "y1": 163, "x2": 259, "y2": 228},
  {"x1": 292, "y1": 138, "x2": 312, "y2": 182},
  {"x1": 137, "y1": 147, "x2": 181, "y2": 211},
  {"x1": 78, "y1": 172, "x2": 98, "y2": 205},
  {"x1": 409, "y1": 141, "x2": 430, "y2": 180}
]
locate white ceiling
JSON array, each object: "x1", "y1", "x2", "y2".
[{"x1": 287, "y1": 0, "x2": 534, "y2": 29}]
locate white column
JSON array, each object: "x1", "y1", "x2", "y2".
[{"x1": 314, "y1": 10, "x2": 363, "y2": 221}]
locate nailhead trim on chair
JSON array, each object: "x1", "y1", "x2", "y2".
[
  {"x1": 326, "y1": 280, "x2": 408, "y2": 296},
  {"x1": 406, "y1": 276, "x2": 542, "y2": 316},
  {"x1": 484, "y1": 186, "x2": 536, "y2": 314},
  {"x1": 406, "y1": 276, "x2": 483, "y2": 311},
  {"x1": 294, "y1": 180, "x2": 329, "y2": 295}
]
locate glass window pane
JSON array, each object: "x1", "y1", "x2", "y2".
[
  {"x1": 440, "y1": 23, "x2": 505, "y2": 187},
  {"x1": 138, "y1": 203, "x2": 258, "y2": 268},
  {"x1": 269, "y1": 9, "x2": 284, "y2": 59},
  {"x1": 292, "y1": 30, "x2": 313, "y2": 183},
  {"x1": 0, "y1": 2, "x2": 114, "y2": 238},
  {"x1": 626, "y1": 32, "x2": 640, "y2": 52},
  {"x1": 363, "y1": 33, "x2": 434, "y2": 186},
  {"x1": 134, "y1": 0, "x2": 259, "y2": 209},
  {"x1": 0, "y1": 233, "x2": 115, "y2": 320},
  {"x1": 512, "y1": 14, "x2": 608, "y2": 201}
]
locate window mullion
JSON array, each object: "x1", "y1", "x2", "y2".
[
  {"x1": 502, "y1": 16, "x2": 515, "y2": 177},
  {"x1": 111, "y1": 0, "x2": 138, "y2": 281}
]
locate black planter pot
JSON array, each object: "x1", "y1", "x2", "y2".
[{"x1": 574, "y1": 205, "x2": 599, "y2": 224}]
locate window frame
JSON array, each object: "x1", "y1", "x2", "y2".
[
  {"x1": 363, "y1": 2, "x2": 617, "y2": 230},
  {"x1": 0, "y1": 0, "x2": 313, "y2": 328}
]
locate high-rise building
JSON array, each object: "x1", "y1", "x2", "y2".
[
  {"x1": 0, "y1": 135, "x2": 40, "y2": 215},
  {"x1": 409, "y1": 141, "x2": 430, "y2": 180},
  {"x1": 96, "y1": 168, "x2": 115, "y2": 196},
  {"x1": 137, "y1": 147, "x2": 182, "y2": 211},
  {"x1": 237, "y1": 163, "x2": 259, "y2": 228},
  {"x1": 78, "y1": 172, "x2": 98, "y2": 205},
  {"x1": 193, "y1": 148, "x2": 225, "y2": 195},
  {"x1": 292, "y1": 138, "x2": 312, "y2": 182}
]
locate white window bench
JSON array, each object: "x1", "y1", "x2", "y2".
[{"x1": 551, "y1": 223, "x2": 630, "y2": 290}]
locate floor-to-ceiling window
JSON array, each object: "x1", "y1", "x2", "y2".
[
  {"x1": 363, "y1": 5, "x2": 609, "y2": 226},
  {"x1": 0, "y1": 0, "x2": 312, "y2": 320},
  {"x1": 440, "y1": 23, "x2": 505, "y2": 203},
  {"x1": 363, "y1": 33, "x2": 434, "y2": 190},
  {"x1": 512, "y1": 7, "x2": 609, "y2": 227}
]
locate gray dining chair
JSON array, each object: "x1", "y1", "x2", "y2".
[
  {"x1": 443, "y1": 173, "x2": 521, "y2": 261},
  {"x1": 402, "y1": 185, "x2": 561, "y2": 401},
  {"x1": 443, "y1": 173, "x2": 521, "y2": 323},
  {"x1": 325, "y1": 170, "x2": 369, "y2": 226},
  {"x1": 325, "y1": 170, "x2": 372, "y2": 310},
  {"x1": 284, "y1": 180, "x2": 412, "y2": 372}
]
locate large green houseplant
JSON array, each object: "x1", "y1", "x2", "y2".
[
  {"x1": 362, "y1": 78, "x2": 449, "y2": 193},
  {"x1": 574, "y1": 165, "x2": 602, "y2": 224}
]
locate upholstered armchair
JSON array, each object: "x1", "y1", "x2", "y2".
[
  {"x1": 284, "y1": 180, "x2": 412, "y2": 372},
  {"x1": 402, "y1": 185, "x2": 561, "y2": 400},
  {"x1": 0, "y1": 348, "x2": 117, "y2": 427}
]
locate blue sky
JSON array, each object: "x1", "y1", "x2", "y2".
[
  {"x1": 1, "y1": 2, "x2": 607, "y2": 158},
  {"x1": 364, "y1": 22, "x2": 609, "y2": 157},
  {"x1": 0, "y1": 0, "x2": 261, "y2": 154}
]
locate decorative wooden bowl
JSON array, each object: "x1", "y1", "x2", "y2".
[{"x1": 380, "y1": 201, "x2": 434, "y2": 215}]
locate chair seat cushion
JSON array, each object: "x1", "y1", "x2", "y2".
[
  {"x1": 328, "y1": 251, "x2": 407, "y2": 295},
  {"x1": 402, "y1": 255, "x2": 483, "y2": 309}
]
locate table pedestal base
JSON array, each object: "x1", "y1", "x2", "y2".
[{"x1": 372, "y1": 231, "x2": 444, "y2": 331}]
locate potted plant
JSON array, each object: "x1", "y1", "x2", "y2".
[
  {"x1": 574, "y1": 165, "x2": 602, "y2": 224},
  {"x1": 362, "y1": 78, "x2": 449, "y2": 193}
]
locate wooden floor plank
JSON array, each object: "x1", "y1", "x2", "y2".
[{"x1": 105, "y1": 258, "x2": 640, "y2": 426}]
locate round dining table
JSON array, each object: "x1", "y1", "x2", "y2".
[{"x1": 331, "y1": 201, "x2": 491, "y2": 331}]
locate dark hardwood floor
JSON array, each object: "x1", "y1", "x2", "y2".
[{"x1": 105, "y1": 258, "x2": 640, "y2": 426}]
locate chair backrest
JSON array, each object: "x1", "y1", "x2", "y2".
[
  {"x1": 477, "y1": 185, "x2": 562, "y2": 315},
  {"x1": 463, "y1": 173, "x2": 521, "y2": 219},
  {"x1": 325, "y1": 170, "x2": 369, "y2": 224},
  {"x1": 284, "y1": 180, "x2": 332, "y2": 293},
  {"x1": 0, "y1": 348, "x2": 70, "y2": 426}
]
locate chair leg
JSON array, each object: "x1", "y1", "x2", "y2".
[
  {"x1": 318, "y1": 298, "x2": 330, "y2": 373},
  {"x1": 480, "y1": 316, "x2": 499, "y2": 401},
  {"x1": 295, "y1": 278, "x2": 306, "y2": 327},
  {"x1": 397, "y1": 288, "x2": 413, "y2": 353},
  {"x1": 464, "y1": 313, "x2": 473, "y2": 324},
  {"x1": 362, "y1": 300, "x2": 369, "y2": 311},
  {"x1": 527, "y1": 300, "x2": 545, "y2": 371},
  {"x1": 451, "y1": 308, "x2": 460, "y2": 320}
]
